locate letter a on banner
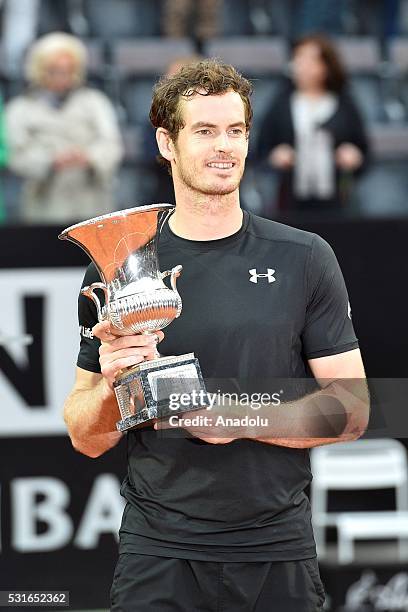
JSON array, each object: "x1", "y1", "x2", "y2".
[{"x1": 75, "y1": 474, "x2": 125, "y2": 548}]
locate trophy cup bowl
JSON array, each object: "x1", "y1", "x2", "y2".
[{"x1": 59, "y1": 203, "x2": 208, "y2": 431}]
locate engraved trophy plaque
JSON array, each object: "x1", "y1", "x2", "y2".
[{"x1": 59, "y1": 204, "x2": 208, "y2": 432}]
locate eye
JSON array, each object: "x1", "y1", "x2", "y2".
[
  {"x1": 197, "y1": 129, "x2": 212, "y2": 135},
  {"x1": 229, "y1": 128, "x2": 244, "y2": 136}
]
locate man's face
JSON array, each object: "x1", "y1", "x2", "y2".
[{"x1": 171, "y1": 90, "x2": 249, "y2": 196}]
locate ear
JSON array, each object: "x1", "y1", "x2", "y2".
[{"x1": 156, "y1": 128, "x2": 175, "y2": 162}]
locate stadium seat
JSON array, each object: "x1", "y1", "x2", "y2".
[
  {"x1": 84, "y1": 39, "x2": 105, "y2": 76},
  {"x1": 204, "y1": 37, "x2": 288, "y2": 74},
  {"x1": 348, "y1": 76, "x2": 386, "y2": 123},
  {"x1": 112, "y1": 38, "x2": 195, "y2": 127},
  {"x1": 115, "y1": 163, "x2": 167, "y2": 210},
  {"x1": 388, "y1": 37, "x2": 408, "y2": 119},
  {"x1": 388, "y1": 37, "x2": 408, "y2": 73},
  {"x1": 351, "y1": 160, "x2": 408, "y2": 216},
  {"x1": 121, "y1": 125, "x2": 142, "y2": 163},
  {"x1": 0, "y1": 74, "x2": 24, "y2": 103},
  {"x1": 38, "y1": 0, "x2": 82, "y2": 35},
  {"x1": 240, "y1": 163, "x2": 280, "y2": 217},
  {"x1": 333, "y1": 37, "x2": 380, "y2": 73},
  {"x1": 248, "y1": 0, "x2": 298, "y2": 37},
  {"x1": 112, "y1": 38, "x2": 195, "y2": 77},
  {"x1": 354, "y1": 124, "x2": 408, "y2": 216},
  {"x1": 0, "y1": 42, "x2": 24, "y2": 99},
  {"x1": 369, "y1": 124, "x2": 408, "y2": 158},
  {"x1": 221, "y1": 0, "x2": 252, "y2": 36},
  {"x1": 311, "y1": 439, "x2": 408, "y2": 560},
  {"x1": 85, "y1": 0, "x2": 162, "y2": 39},
  {"x1": 336, "y1": 511, "x2": 408, "y2": 563},
  {"x1": 250, "y1": 78, "x2": 284, "y2": 149},
  {"x1": 332, "y1": 37, "x2": 385, "y2": 123},
  {"x1": 1, "y1": 169, "x2": 23, "y2": 223},
  {"x1": 121, "y1": 78, "x2": 157, "y2": 127},
  {"x1": 82, "y1": 39, "x2": 109, "y2": 95}
]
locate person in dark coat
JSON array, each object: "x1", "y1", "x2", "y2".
[{"x1": 257, "y1": 34, "x2": 369, "y2": 213}]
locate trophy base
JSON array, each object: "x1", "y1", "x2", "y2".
[{"x1": 114, "y1": 353, "x2": 209, "y2": 432}]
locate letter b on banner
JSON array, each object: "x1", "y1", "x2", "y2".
[{"x1": 12, "y1": 477, "x2": 73, "y2": 552}]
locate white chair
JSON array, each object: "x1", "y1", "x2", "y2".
[
  {"x1": 336, "y1": 511, "x2": 408, "y2": 563},
  {"x1": 310, "y1": 439, "x2": 408, "y2": 562}
]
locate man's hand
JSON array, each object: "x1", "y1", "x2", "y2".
[
  {"x1": 153, "y1": 376, "x2": 369, "y2": 447},
  {"x1": 92, "y1": 321, "x2": 164, "y2": 390},
  {"x1": 154, "y1": 407, "x2": 237, "y2": 444}
]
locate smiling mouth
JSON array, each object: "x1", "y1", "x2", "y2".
[{"x1": 206, "y1": 162, "x2": 235, "y2": 169}]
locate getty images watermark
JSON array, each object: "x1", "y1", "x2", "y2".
[{"x1": 166, "y1": 390, "x2": 282, "y2": 428}]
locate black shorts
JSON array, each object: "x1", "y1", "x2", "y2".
[{"x1": 110, "y1": 553, "x2": 326, "y2": 611}]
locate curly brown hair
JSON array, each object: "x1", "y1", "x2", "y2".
[
  {"x1": 149, "y1": 58, "x2": 253, "y2": 172},
  {"x1": 292, "y1": 34, "x2": 347, "y2": 93}
]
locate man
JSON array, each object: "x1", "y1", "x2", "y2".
[{"x1": 64, "y1": 59, "x2": 369, "y2": 611}]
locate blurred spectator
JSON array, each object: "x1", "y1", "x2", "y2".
[
  {"x1": 162, "y1": 0, "x2": 221, "y2": 44},
  {"x1": 5, "y1": 32, "x2": 123, "y2": 225},
  {"x1": 257, "y1": 34, "x2": 369, "y2": 213}
]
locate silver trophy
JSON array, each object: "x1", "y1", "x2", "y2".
[{"x1": 59, "y1": 203, "x2": 208, "y2": 432}]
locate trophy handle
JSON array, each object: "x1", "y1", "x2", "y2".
[
  {"x1": 161, "y1": 265, "x2": 183, "y2": 318},
  {"x1": 81, "y1": 282, "x2": 108, "y2": 321}
]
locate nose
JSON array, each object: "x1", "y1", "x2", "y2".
[{"x1": 214, "y1": 132, "x2": 233, "y2": 154}]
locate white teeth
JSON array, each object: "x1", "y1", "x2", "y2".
[{"x1": 207, "y1": 162, "x2": 234, "y2": 169}]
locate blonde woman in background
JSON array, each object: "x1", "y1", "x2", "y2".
[{"x1": 5, "y1": 32, "x2": 123, "y2": 224}]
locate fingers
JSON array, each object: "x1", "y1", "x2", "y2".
[
  {"x1": 93, "y1": 321, "x2": 164, "y2": 347},
  {"x1": 93, "y1": 324, "x2": 165, "y2": 387},
  {"x1": 92, "y1": 321, "x2": 120, "y2": 342},
  {"x1": 98, "y1": 334, "x2": 161, "y2": 352},
  {"x1": 99, "y1": 346, "x2": 154, "y2": 361},
  {"x1": 100, "y1": 345, "x2": 156, "y2": 387},
  {"x1": 100, "y1": 352, "x2": 148, "y2": 387}
]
